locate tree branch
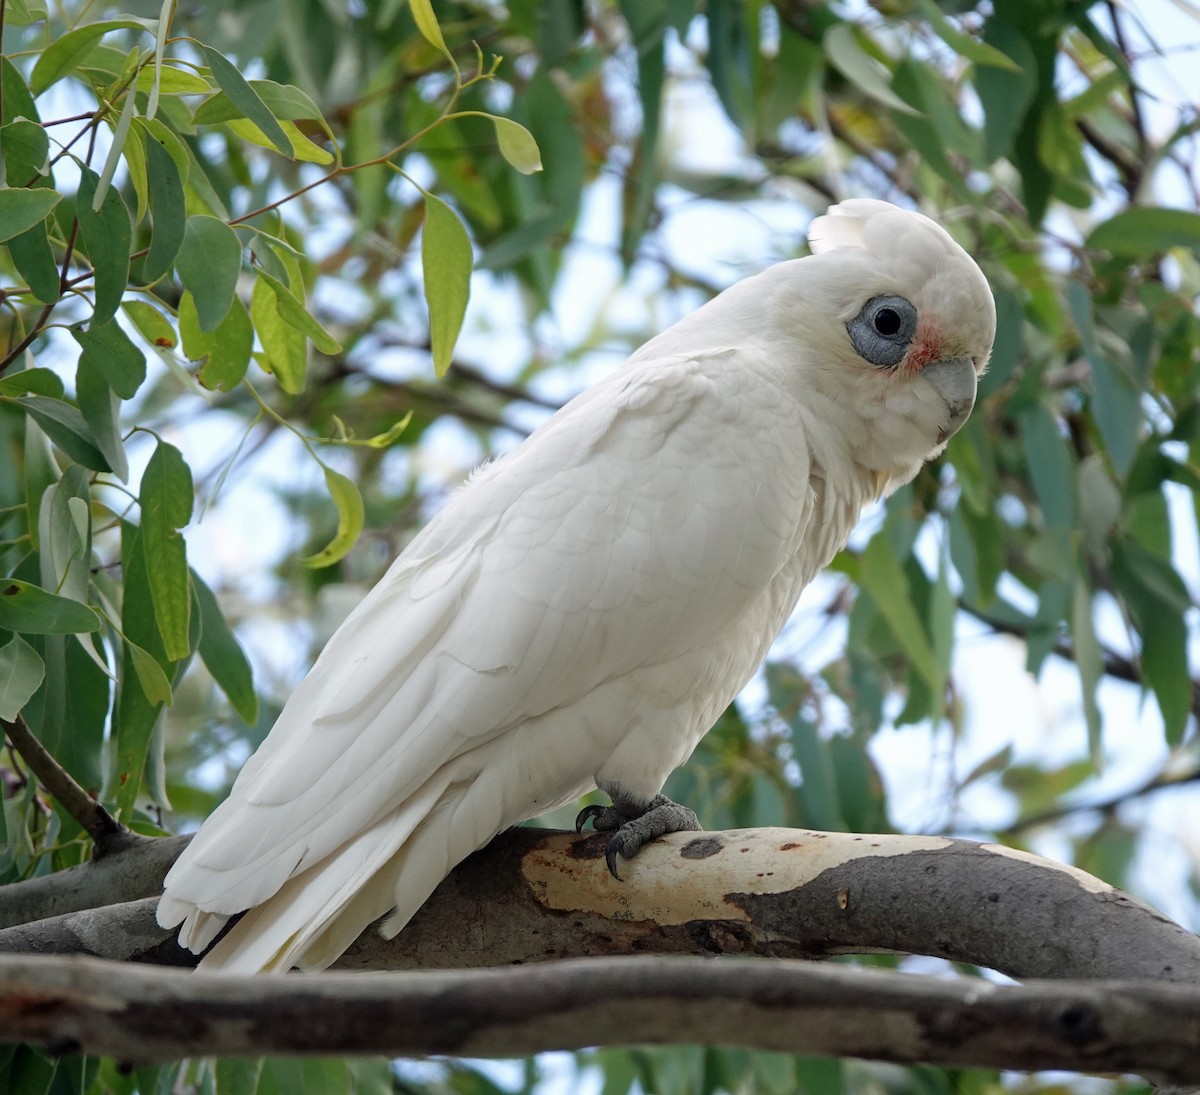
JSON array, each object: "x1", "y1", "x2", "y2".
[
  {"x1": 1, "y1": 716, "x2": 139, "y2": 858},
  {"x1": 3, "y1": 828, "x2": 1197, "y2": 989},
  {"x1": 960, "y1": 602, "x2": 1200, "y2": 725},
  {"x1": 0, "y1": 835, "x2": 189, "y2": 932},
  {"x1": 3, "y1": 953, "x2": 1200, "y2": 1083}
]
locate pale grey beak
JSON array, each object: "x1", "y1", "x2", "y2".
[{"x1": 924, "y1": 357, "x2": 977, "y2": 443}]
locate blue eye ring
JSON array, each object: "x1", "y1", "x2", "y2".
[{"x1": 848, "y1": 294, "x2": 918, "y2": 368}]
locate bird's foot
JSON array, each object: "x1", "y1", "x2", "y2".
[{"x1": 575, "y1": 793, "x2": 702, "y2": 879}]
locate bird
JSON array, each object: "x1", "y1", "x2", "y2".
[{"x1": 157, "y1": 198, "x2": 996, "y2": 973}]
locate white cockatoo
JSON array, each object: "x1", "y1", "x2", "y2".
[{"x1": 158, "y1": 199, "x2": 995, "y2": 972}]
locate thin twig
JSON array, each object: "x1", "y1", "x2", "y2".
[
  {"x1": 1, "y1": 715, "x2": 134, "y2": 857},
  {"x1": 1005, "y1": 763, "x2": 1200, "y2": 834}
]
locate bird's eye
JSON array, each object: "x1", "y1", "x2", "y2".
[{"x1": 848, "y1": 295, "x2": 917, "y2": 368}]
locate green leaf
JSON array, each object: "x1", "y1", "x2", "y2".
[
  {"x1": 193, "y1": 571, "x2": 257, "y2": 724},
  {"x1": 915, "y1": 0, "x2": 1022, "y2": 70},
  {"x1": 193, "y1": 80, "x2": 330, "y2": 127},
  {"x1": 75, "y1": 165, "x2": 133, "y2": 325},
  {"x1": 421, "y1": 192, "x2": 472, "y2": 378},
  {"x1": 0, "y1": 579, "x2": 101, "y2": 635},
  {"x1": 5, "y1": 219, "x2": 60, "y2": 304},
  {"x1": 225, "y1": 118, "x2": 333, "y2": 165},
  {"x1": 179, "y1": 292, "x2": 253, "y2": 391},
  {"x1": 29, "y1": 19, "x2": 150, "y2": 95},
  {"x1": 1, "y1": 57, "x2": 39, "y2": 127},
  {"x1": 1087, "y1": 207, "x2": 1200, "y2": 257},
  {"x1": 255, "y1": 270, "x2": 341, "y2": 354},
  {"x1": 0, "y1": 367, "x2": 63, "y2": 398},
  {"x1": 142, "y1": 129, "x2": 187, "y2": 283},
  {"x1": 0, "y1": 119, "x2": 50, "y2": 181},
  {"x1": 824, "y1": 23, "x2": 918, "y2": 116},
  {"x1": 123, "y1": 300, "x2": 176, "y2": 351},
  {"x1": 409, "y1": 0, "x2": 450, "y2": 55},
  {"x1": 127, "y1": 636, "x2": 173, "y2": 706},
  {"x1": 140, "y1": 439, "x2": 193, "y2": 661},
  {"x1": 1070, "y1": 581, "x2": 1104, "y2": 763},
  {"x1": 0, "y1": 635, "x2": 45, "y2": 721},
  {"x1": 75, "y1": 354, "x2": 130, "y2": 482},
  {"x1": 858, "y1": 534, "x2": 940, "y2": 692},
  {"x1": 175, "y1": 215, "x2": 241, "y2": 331},
  {"x1": 200, "y1": 45, "x2": 293, "y2": 158},
  {"x1": 134, "y1": 65, "x2": 210, "y2": 95},
  {"x1": 1065, "y1": 282, "x2": 1139, "y2": 477},
  {"x1": 974, "y1": 23, "x2": 1038, "y2": 164},
  {"x1": 114, "y1": 523, "x2": 173, "y2": 817},
  {"x1": 487, "y1": 115, "x2": 543, "y2": 174},
  {"x1": 93, "y1": 60, "x2": 140, "y2": 212},
  {"x1": 0, "y1": 188, "x2": 61, "y2": 242},
  {"x1": 702, "y1": 0, "x2": 752, "y2": 126},
  {"x1": 11, "y1": 394, "x2": 111, "y2": 471},
  {"x1": 301, "y1": 465, "x2": 365, "y2": 568},
  {"x1": 251, "y1": 277, "x2": 306, "y2": 393},
  {"x1": 4, "y1": 0, "x2": 48, "y2": 28},
  {"x1": 71, "y1": 318, "x2": 146, "y2": 399},
  {"x1": 1111, "y1": 539, "x2": 1192, "y2": 744},
  {"x1": 1018, "y1": 402, "x2": 1075, "y2": 529}
]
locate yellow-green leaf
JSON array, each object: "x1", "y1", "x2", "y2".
[
  {"x1": 409, "y1": 0, "x2": 449, "y2": 55},
  {"x1": 302, "y1": 465, "x2": 365, "y2": 568},
  {"x1": 255, "y1": 270, "x2": 341, "y2": 355},
  {"x1": 251, "y1": 276, "x2": 306, "y2": 393},
  {"x1": 124, "y1": 300, "x2": 177, "y2": 350},
  {"x1": 127, "y1": 636, "x2": 173, "y2": 706},
  {"x1": 180, "y1": 291, "x2": 253, "y2": 391},
  {"x1": 226, "y1": 117, "x2": 334, "y2": 165},
  {"x1": 134, "y1": 65, "x2": 210, "y2": 95},
  {"x1": 421, "y1": 191, "x2": 472, "y2": 378},
  {"x1": 489, "y1": 116, "x2": 543, "y2": 174}
]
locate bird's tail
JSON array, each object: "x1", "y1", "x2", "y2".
[{"x1": 182, "y1": 769, "x2": 505, "y2": 973}]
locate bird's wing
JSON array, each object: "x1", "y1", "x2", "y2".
[{"x1": 159, "y1": 349, "x2": 812, "y2": 935}]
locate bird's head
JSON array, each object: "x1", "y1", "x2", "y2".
[{"x1": 765, "y1": 199, "x2": 996, "y2": 493}]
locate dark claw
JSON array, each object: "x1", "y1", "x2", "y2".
[
  {"x1": 578, "y1": 792, "x2": 703, "y2": 879},
  {"x1": 605, "y1": 838, "x2": 623, "y2": 880},
  {"x1": 575, "y1": 804, "x2": 606, "y2": 833}
]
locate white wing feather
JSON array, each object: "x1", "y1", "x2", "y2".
[
  {"x1": 161, "y1": 198, "x2": 996, "y2": 972},
  {"x1": 160, "y1": 348, "x2": 818, "y2": 970}
]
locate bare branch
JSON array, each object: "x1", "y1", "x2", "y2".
[
  {"x1": 1, "y1": 715, "x2": 138, "y2": 857},
  {"x1": 4, "y1": 953, "x2": 1200, "y2": 1083},
  {"x1": 0, "y1": 835, "x2": 189, "y2": 932},
  {"x1": 3, "y1": 828, "x2": 1198, "y2": 992}
]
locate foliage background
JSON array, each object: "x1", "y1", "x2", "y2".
[{"x1": 1, "y1": 0, "x2": 1199, "y2": 1091}]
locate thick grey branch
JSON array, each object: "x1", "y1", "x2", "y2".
[
  {"x1": 3, "y1": 828, "x2": 1198, "y2": 990},
  {"x1": 0, "y1": 835, "x2": 189, "y2": 932},
  {"x1": 3, "y1": 953, "x2": 1200, "y2": 1082}
]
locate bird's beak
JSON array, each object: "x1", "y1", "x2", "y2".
[{"x1": 924, "y1": 357, "x2": 977, "y2": 444}]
